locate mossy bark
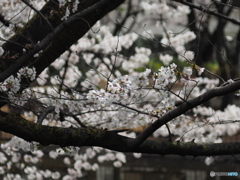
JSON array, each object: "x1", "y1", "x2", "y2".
[{"x1": 0, "y1": 111, "x2": 240, "y2": 156}]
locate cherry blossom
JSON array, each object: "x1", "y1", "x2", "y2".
[{"x1": 0, "y1": 0, "x2": 239, "y2": 178}]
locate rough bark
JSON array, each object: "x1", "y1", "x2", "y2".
[
  {"x1": 0, "y1": 0, "x2": 126, "y2": 78},
  {"x1": 0, "y1": 0, "x2": 125, "y2": 106},
  {"x1": 1, "y1": 111, "x2": 240, "y2": 156}
]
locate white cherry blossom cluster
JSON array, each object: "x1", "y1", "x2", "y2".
[
  {"x1": 140, "y1": 1, "x2": 196, "y2": 63},
  {"x1": 18, "y1": 67, "x2": 36, "y2": 81},
  {"x1": 153, "y1": 103, "x2": 240, "y2": 144},
  {"x1": 0, "y1": 0, "x2": 45, "y2": 25},
  {"x1": 0, "y1": 137, "x2": 102, "y2": 179},
  {"x1": 98, "y1": 151, "x2": 126, "y2": 168},
  {"x1": 159, "y1": 54, "x2": 173, "y2": 66},
  {"x1": 141, "y1": 0, "x2": 190, "y2": 21},
  {"x1": 128, "y1": 69, "x2": 152, "y2": 89},
  {"x1": 34, "y1": 59, "x2": 212, "y2": 132},
  {"x1": 178, "y1": 76, "x2": 220, "y2": 100},
  {"x1": 59, "y1": 0, "x2": 80, "y2": 20},
  {"x1": 194, "y1": 77, "x2": 219, "y2": 89},
  {"x1": 44, "y1": 22, "x2": 139, "y2": 90},
  {"x1": 58, "y1": 0, "x2": 67, "y2": 7},
  {"x1": 86, "y1": 77, "x2": 131, "y2": 107},
  {"x1": 122, "y1": 47, "x2": 151, "y2": 72},
  {"x1": 0, "y1": 67, "x2": 36, "y2": 109},
  {"x1": 161, "y1": 31, "x2": 196, "y2": 61},
  {"x1": 7, "y1": 89, "x2": 31, "y2": 107},
  {"x1": 107, "y1": 82, "x2": 125, "y2": 94},
  {"x1": 76, "y1": 22, "x2": 138, "y2": 53},
  {"x1": 86, "y1": 89, "x2": 121, "y2": 107},
  {"x1": 154, "y1": 63, "x2": 177, "y2": 89},
  {"x1": 0, "y1": 76, "x2": 20, "y2": 93},
  {"x1": 153, "y1": 114, "x2": 219, "y2": 144},
  {"x1": 0, "y1": 67, "x2": 36, "y2": 94},
  {"x1": 58, "y1": 0, "x2": 79, "y2": 11}
]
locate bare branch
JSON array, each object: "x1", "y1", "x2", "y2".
[
  {"x1": 172, "y1": 0, "x2": 240, "y2": 26},
  {"x1": 21, "y1": 0, "x2": 54, "y2": 31}
]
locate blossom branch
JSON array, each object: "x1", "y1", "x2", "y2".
[
  {"x1": 0, "y1": 0, "x2": 125, "y2": 83},
  {"x1": 113, "y1": 102, "x2": 160, "y2": 119},
  {"x1": 129, "y1": 80, "x2": 240, "y2": 148}
]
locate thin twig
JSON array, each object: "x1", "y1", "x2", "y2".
[
  {"x1": 21, "y1": 0, "x2": 54, "y2": 31},
  {"x1": 172, "y1": 0, "x2": 240, "y2": 26}
]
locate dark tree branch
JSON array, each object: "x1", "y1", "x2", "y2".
[
  {"x1": 71, "y1": 114, "x2": 88, "y2": 128},
  {"x1": 0, "y1": 14, "x2": 10, "y2": 27},
  {"x1": 1, "y1": 111, "x2": 240, "y2": 156},
  {"x1": 129, "y1": 80, "x2": 240, "y2": 148},
  {"x1": 113, "y1": 0, "x2": 132, "y2": 36},
  {"x1": 0, "y1": 0, "x2": 126, "y2": 112},
  {"x1": 0, "y1": 0, "x2": 126, "y2": 82},
  {"x1": 31, "y1": 0, "x2": 126, "y2": 75},
  {"x1": 1, "y1": 0, "x2": 59, "y2": 61}
]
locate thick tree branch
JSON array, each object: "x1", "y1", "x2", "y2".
[
  {"x1": 0, "y1": 111, "x2": 240, "y2": 156},
  {"x1": 31, "y1": 0, "x2": 126, "y2": 75},
  {"x1": 0, "y1": 0, "x2": 126, "y2": 110},
  {"x1": 0, "y1": 0, "x2": 126, "y2": 82}
]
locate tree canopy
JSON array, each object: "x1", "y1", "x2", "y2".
[{"x1": 0, "y1": 0, "x2": 240, "y2": 179}]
